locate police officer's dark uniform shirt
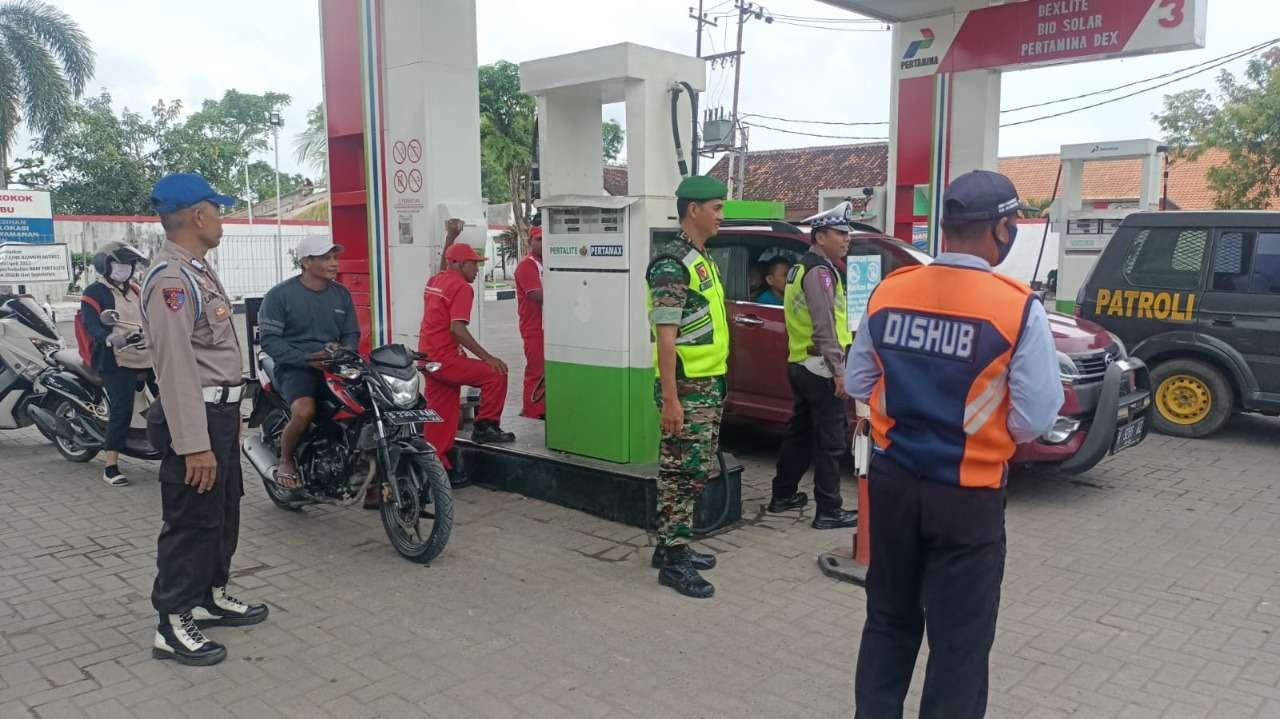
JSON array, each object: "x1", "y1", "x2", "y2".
[{"x1": 142, "y1": 240, "x2": 242, "y2": 455}]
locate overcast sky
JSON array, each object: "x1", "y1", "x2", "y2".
[{"x1": 43, "y1": 0, "x2": 1279, "y2": 180}]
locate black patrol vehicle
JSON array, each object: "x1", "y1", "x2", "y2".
[{"x1": 1077, "y1": 211, "x2": 1280, "y2": 437}]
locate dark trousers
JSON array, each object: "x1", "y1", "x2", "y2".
[
  {"x1": 149, "y1": 402, "x2": 244, "y2": 615},
  {"x1": 101, "y1": 368, "x2": 155, "y2": 452},
  {"x1": 854, "y1": 455, "x2": 1006, "y2": 719},
  {"x1": 772, "y1": 363, "x2": 847, "y2": 512}
]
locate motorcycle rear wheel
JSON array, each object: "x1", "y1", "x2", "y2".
[
  {"x1": 50, "y1": 398, "x2": 98, "y2": 463},
  {"x1": 381, "y1": 452, "x2": 453, "y2": 563},
  {"x1": 258, "y1": 409, "x2": 303, "y2": 511}
]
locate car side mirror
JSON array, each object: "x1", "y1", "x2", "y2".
[{"x1": 100, "y1": 309, "x2": 120, "y2": 326}]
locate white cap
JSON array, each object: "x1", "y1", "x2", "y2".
[{"x1": 297, "y1": 236, "x2": 342, "y2": 259}]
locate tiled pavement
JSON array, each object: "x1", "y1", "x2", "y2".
[{"x1": 2, "y1": 300, "x2": 1279, "y2": 718}]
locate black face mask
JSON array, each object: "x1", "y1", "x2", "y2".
[{"x1": 993, "y1": 218, "x2": 1017, "y2": 266}]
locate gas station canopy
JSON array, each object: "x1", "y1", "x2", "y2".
[{"x1": 818, "y1": 0, "x2": 1005, "y2": 23}]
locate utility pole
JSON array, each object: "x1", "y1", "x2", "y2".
[
  {"x1": 689, "y1": 1, "x2": 717, "y2": 59},
  {"x1": 268, "y1": 111, "x2": 285, "y2": 283},
  {"x1": 727, "y1": 1, "x2": 747, "y2": 199}
]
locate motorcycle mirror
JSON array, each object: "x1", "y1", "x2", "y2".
[
  {"x1": 100, "y1": 309, "x2": 120, "y2": 326},
  {"x1": 421, "y1": 362, "x2": 443, "y2": 374}
]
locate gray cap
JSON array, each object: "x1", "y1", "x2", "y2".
[{"x1": 297, "y1": 236, "x2": 342, "y2": 259}]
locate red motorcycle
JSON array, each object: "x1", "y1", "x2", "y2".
[{"x1": 242, "y1": 344, "x2": 453, "y2": 563}]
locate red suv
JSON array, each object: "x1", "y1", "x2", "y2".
[{"x1": 695, "y1": 220, "x2": 1154, "y2": 474}]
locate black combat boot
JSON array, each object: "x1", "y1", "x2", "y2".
[
  {"x1": 153, "y1": 612, "x2": 227, "y2": 666},
  {"x1": 471, "y1": 421, "x2": 515, "y2": 444},
  {"x1": 192, "y1": 586, "x2": 269, "y2": 627},
  {"x1": 812, "y1": 508, "x2": 858, "y2": 530},
  {"x1": 651, "y1": 543, "x2": 716, "y2": 570},
  {"x1": 767, "y1": 492, "x2": 808, "y2": 513},
  {"x1": 658, "y1": 545, "x2": 715, "y2": 599}
]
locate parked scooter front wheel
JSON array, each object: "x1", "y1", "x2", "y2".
[
  {"x1": 381, "y1": 452, "x2": 453, "y2": 563},
  {"x1": 49, "y1": 398, "x2": 98, "y2": 463}
]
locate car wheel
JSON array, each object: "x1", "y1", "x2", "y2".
[{"x1": 1151, "y1": 358, "x2": 1233, "y2": 438}]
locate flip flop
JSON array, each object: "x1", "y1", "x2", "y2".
[{"x1": 273, "y1": 469, "x2": 301, "y2": 490}]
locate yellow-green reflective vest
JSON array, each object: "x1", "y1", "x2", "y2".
[
  {"x1": 785, "y1": 252, "x2": 852, "y2": 363},
  {"x1": 647, "y1": 238, "x2": 729, "y2": 378}
]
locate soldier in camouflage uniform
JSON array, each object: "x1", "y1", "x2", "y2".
[{"x1": 646, "y1": 175, "x2": 731, "y2": 599}]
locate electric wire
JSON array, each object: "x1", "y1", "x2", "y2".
[{"x1": 739, "y1": 120, "x2": 887, "y2": 141}]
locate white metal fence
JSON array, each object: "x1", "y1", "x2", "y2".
[{"x1": 212, "y1": 234, "x2": 308, "y2": 298}]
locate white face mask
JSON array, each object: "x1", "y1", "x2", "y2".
[{"x1": 108, "y1": 262, "x2": 134, "y2": 283}]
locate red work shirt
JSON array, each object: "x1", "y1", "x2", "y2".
[
  {"x1": 419, "y1": 269, "x2": 474, "y2": 358},
  {"x1": 513, "y1": 253, "x2": 543, "y2": 339}
]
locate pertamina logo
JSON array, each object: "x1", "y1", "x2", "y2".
[{"x1": 901, "y1": 28, "x2": 938, "y2": 70}]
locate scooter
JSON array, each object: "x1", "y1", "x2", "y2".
[
  {"x1": 28, "y1": 309, "x2": 163, "y2": 463},
  {"x1": 0, "y1": 295, "x2": 62, "y2": 434}
]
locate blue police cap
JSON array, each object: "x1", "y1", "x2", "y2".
[
  {"x1": 943, "y1": 170, "x2": 1036, "y2": 222},
  {"x1": 150, "y1": 173, "x2": 237, "y2": 214}
]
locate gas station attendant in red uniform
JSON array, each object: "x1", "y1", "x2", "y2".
[
  {"x1": 513, "y1": 225, "x2": 545, "y2": 419},
  {"x1": 419, "y1": 240, "x2": 516, "y2": 475}
]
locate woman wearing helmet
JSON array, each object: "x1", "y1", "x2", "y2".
[{"x1": 80, "y1": 241, "x2": 155, "y2": 486}]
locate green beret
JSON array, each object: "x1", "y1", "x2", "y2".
[{"x1": 676, "y1": 175, "x2": 728, "y2": 201}]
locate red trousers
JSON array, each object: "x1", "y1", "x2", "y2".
[
  {"x1": 521, "y1": 331, "x2": 545, "y2": 418},
  {"x1": 423, "y1": 355, "x2": 508, "y2": 469}
]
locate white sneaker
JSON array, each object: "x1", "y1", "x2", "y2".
[
  {"x1": 152, "y1": 612, "x2": 226, "y2": 666},
  {"x1": 102, "y1": 468, "x2": 129, "y2": 487},
  {"x1": 191, "y1": 586, "x2": 269, "y2": 627}
]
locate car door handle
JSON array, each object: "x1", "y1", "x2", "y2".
[
  {"x1": 1211, "y1": 316, "x2": 1236, "y2": 327},
  {"x1": 733, "y1": 315, "x2": 764, "y2": 327}
]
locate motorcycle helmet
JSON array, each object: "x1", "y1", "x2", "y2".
[{"x1": 92, "y1": 241, "x2": 147, "y2": 278}]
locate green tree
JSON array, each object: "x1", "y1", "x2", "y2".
[
  {"x1": 25, "y1": 91, "x2": 159, "y2": 214},
  {"x1": 602, "y1": 119, "x2": 624, "y2": 163},
  {"x1": 1155, "y1": 48, "x2": 1280, "y2": 209},
  {"x1": 479, "y1": 60, "x2": 535, "y2": 247},
  {"x1": 0, "y1": 0, "x2": 94, "y2": 187},
  {"x1": 158, "y1": 89, "x2": 291, "y2": 196},
  {"x1": 293, "y1": 102, "x2": 327, "y2": 181},
  {"x1": 244, "y1": 159, "x2": 305, "y2": 208}
]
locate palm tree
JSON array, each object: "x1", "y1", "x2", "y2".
[
  {"x1": 293, "y1": 102, "x2": 327, "y2": 182},
  {"x1": 0, "y1": 1, "x2": 94, "y2": 188}
]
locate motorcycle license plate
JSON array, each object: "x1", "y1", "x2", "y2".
[
  {"x1": 1112, "y1": 417, "x2": 1144, "y2": 454},
  {"x1": 385, "y1": 409, "x2": 443, "y2": 425}
]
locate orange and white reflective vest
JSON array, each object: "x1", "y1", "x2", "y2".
[{"x1": 865, "y1": 264, "x2": 1037, "y2": 489}]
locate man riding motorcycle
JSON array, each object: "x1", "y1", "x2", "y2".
[
  {"x1": 79, "y1": 241, "x2": 156, "y2": 486},
  {"x1": 256, "y1": 236, "x2": 360, "y2": 493}
]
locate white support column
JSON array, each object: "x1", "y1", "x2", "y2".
[
  {"x1": 379, "y1": 0, "x2": 484, "y2": 348},
  {"x1": 947, "y1": 69, "x2": 1002, "y2": 179}
]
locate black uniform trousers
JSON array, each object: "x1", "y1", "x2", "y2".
[
  {"x1": 100, "y1": 368, "x2": 157, "y2": 452},
  {"x1": 148, "y1": 401, "x2": 244, "y2": 615},
  {"x1": 854, "y1": 455, "x2": 1006, "y2": 719},
  {"x1": 772, "y1": 363, "x2": 847, "y2": 512}
]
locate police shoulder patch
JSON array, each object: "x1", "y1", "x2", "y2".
[{"x1": 162, "y1": 287, "x2": 186, "y2": 312}]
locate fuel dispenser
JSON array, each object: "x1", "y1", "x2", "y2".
[
  {"x1": 1053, "y1": 139, "x2": 1164, "y2": 313},
  {"x1": 520, "y1": 44, "x2": 704, "y2": 464}
]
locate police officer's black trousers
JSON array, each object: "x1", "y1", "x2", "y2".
[
  {"x1": 854, "y1": 455, "x2": 1005, "y2": 719},
  {"x1": 772, "y1": 363, "x2": 847, "y2": 512},
  {"x1": 150, "y1": 402, "x2": 244, "y2": 615}
]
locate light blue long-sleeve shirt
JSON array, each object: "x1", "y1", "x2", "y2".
[{"x1": 844, "y1": 253, "x2": 1063, "y2": 444}]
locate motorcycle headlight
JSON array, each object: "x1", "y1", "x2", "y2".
[
  {"x1": 382, "y1": 373, "x2": 421, "y2": 408},
  {"x1": 29, "y1": 337, "x2": 61, "y2": 354}
]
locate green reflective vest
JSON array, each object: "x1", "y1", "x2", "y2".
[
  {"x1": 785, "y1": 252, "x2": 852, "y2": 363},
  {"x1": 647, "y1": 236, "x2": 729, "y2": 378}
]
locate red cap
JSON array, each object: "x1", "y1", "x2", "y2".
[
  {"x1": 529, "y1": 226, "x2": 543, "y2": 240},
  {"x1": 444, "y1": 243, "x2": 487, "y2": 263}
]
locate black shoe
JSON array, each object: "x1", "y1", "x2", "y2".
[
  {"x1": 191, "y1": 586, "x2": 269, "y2": 627},
  {"x1": 153, "y1": 612, "x2": 227, "y2": 666},
  {"x1": 812, "y1": 508, "x2": 858, "y2": 530},
  {"x1": 471, "y1": 422, "x2": 515, "y2": 444},
  {"x1": 651, "y1": 543, "x2": 716, "y2": 570},
  {"x1": 657, "y1": 545, "x2": 715, "y2": 599},
  {"x1": 767, "y1": 492, "x2": 808, "y2": 513}
]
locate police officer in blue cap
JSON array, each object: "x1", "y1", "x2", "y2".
[
  {"x1": 142, "y1": 173, "x2": 268, "y2": 666},
  {"x1": 846, "y1": 170, "x2": 1061, "y2": 717}
]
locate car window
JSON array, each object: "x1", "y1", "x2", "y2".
[
  {"x1": 1252, "y1": 232, "x2": 1280, "y2": 294},
  {"x1": 708, "y1": 234, "x2": 806, "y2": 303},
  {"x1": 1211, "y1": 231, "x2": 1254, "y2": 292},
  {"x1": 1121, "y1": 227, "x2": 1207, "y2": 290}
]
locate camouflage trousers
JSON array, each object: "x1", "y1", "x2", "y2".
[{"x1": 655, "y1": 376, "x2": 725, "y2": 547}]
